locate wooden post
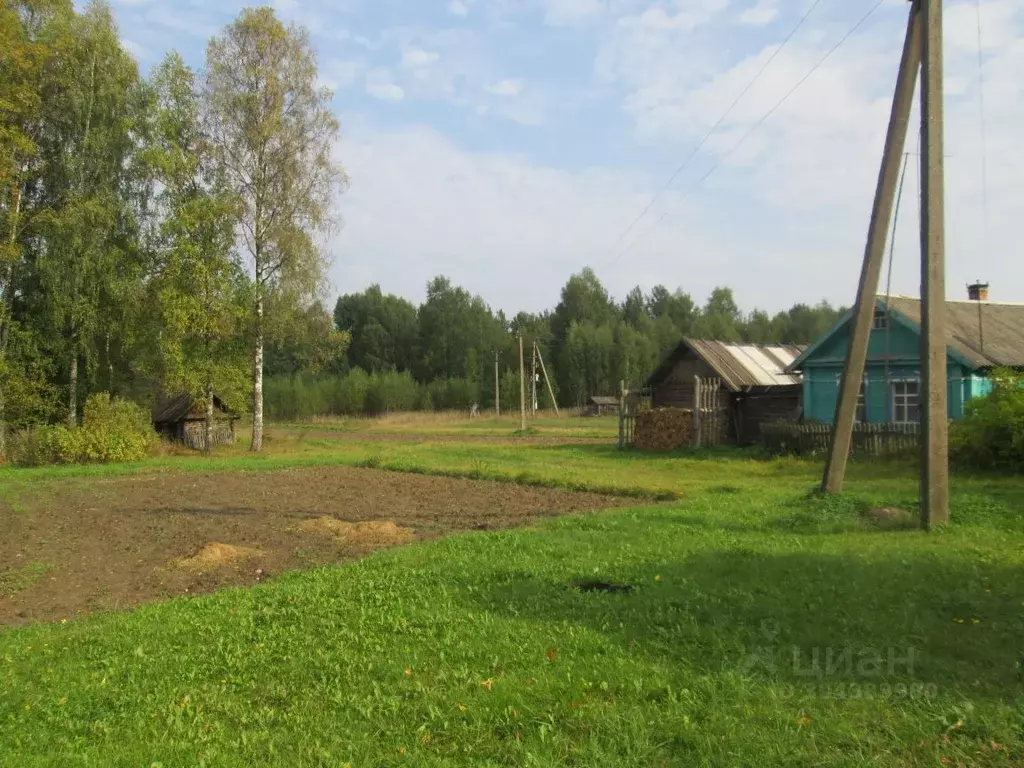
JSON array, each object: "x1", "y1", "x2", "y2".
[
  {"x1": 920, "y1": 0, "x2": 949, "y2": 527},
  {"x1": 536, "y1": 344, "x2": 560, "y2": 417},
  {"x1": 518, "y1": 335, "x2": 526, "y2": 432},
  {"x1": 692, "y1": 376, "x2": 701, "y2": 448},
  {"x1": 494, "y1": 351, "x2": 500, "y2": 418},
  {"x1": 822, "y1": 0, "x2": 922, "y2": 493},
  {"x1": 531, "y1": 341, "x2": 538, "y2": 415},
  {"x1": 618, "y1": 380, "x2": 626, "y2": 449}
]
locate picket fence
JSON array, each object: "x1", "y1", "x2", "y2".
[{"x1": 760, "y1": 421, "x2": 921, "y2": 457}]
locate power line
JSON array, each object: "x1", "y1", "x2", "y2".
[
  {"x1": 611, "y1": 0, "x2": 827, "y2": 249},
  {"x1": 609, "y1": 0, "x2": 888, "y2": 265}
]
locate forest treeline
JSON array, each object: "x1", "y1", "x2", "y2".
[
  {"x1": 0, "y1": 1, "x2": 844, "y2": 449},
  {"x1": 264, "y1": 271, "x2": 845, "y2": 420}
]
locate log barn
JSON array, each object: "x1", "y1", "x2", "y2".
[
  {"x1": 645, "y1": 339, "x2": 805, "y2": 444},
  {"x1": 152, "y1": 393, "x2": 239, "y2": 450}
]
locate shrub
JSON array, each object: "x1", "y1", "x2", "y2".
[
  {"x1": 11, "y1": 394, "x2": 155, "y2": 466},
  {"x1": 950, "y1": 369, "x2": 1024, "y2": 471}
]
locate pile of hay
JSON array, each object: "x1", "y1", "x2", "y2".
[
  {"x1": 176, "y1": 542, "x2": 263, "y2": 570},
  {"x1": 298, "y1": 517, "x2": 415, "y2": 548},
  {"x1": 634, "y1": 408, "x2": 693, "y2": 451}
]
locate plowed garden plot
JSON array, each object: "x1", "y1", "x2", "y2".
[{"x1": 0, "y1": 467, "x2": 626, "y2": 626}]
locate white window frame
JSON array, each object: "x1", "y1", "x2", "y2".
[
  {"x1": 872, "y1": 310, "x2": 889, "y2": 331},
  {"x1": 836, "y1": 374, "x2": 868, "y2": 423},
  {"x1": 891, "y1": 378, "x2": 920, "y2": 424}
]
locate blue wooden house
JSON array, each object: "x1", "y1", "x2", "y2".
[{"x1": 787, "y1": 294, "x2": 1024, "y2": 425}]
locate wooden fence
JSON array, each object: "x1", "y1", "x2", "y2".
[
  {"x1": 692, "y1": 376, "x2": 727, "y2": 448},
  {"x1": 760, "y1": 421, "x2": 921, "y2": 457},
  {"x1": 618, "y1": 386, "x2": 652, "y2": 448},
  {"x1": 619, "y1": 377, "x2": 727, "y2": 450}
]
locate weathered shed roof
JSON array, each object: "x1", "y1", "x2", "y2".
[
  {"x1": 589, "y1": 396, "x2": 620, "y2": 406},
  {"x1": 885, "y1": 296, "x2": 1024, "y2": 368},
  {"x1": 153, "y1": 393, "x2": 236, "y2": 424},
  {"x1": 647, "y1": 339, "x2": 805, "y2": 392}
]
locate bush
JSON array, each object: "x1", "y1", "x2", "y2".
[
  {"x1": 10, "y1": 394, "x2": 156, "y2": 466},
  {"x1": 950, "y1": 369, "x2": 1024, "y2": 470}
]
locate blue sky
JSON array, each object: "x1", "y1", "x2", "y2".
[{"x1": 107, "y1": 0, "x2": 1023, "y2": 314}]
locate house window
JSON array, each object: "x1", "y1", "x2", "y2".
[
  {"x1": 892, "y1": 380, "x2": 920, "y2": 424},
  {"x1": 872, "y1": 310, "x2": 889, "y2": 331},
  {"x1": 837, "y1": 375, "x2": 868, "y2": 423}
]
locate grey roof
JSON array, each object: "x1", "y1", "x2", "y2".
[
  {"x1": 589, "y1": 396, "x2": 620, "y2": 406},
  {"x1": 885, "y1": 296, "x2": 1024, "y2": 368},
  {"x1": 153, "y1": 393, "x2": 236, "y2": 424},
  {"x1": 648, "y1": 339, "x2": 805, "y2": 392}
]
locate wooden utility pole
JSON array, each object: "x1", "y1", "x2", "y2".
[
  {"x1": 919, "y1": 0, "x2": 949, "y2": 526},
  {"x1": 531, "y1": 341, "x2": 538, "y2": 414},
  {"x1": 494, "y1": 351, "x2": 500, "y2": 418},
  {"x1": 822, "y1": 0, "x2": 923, "y2": 493},
  {"x1": 518, "y1": 335, "x2": 526, "y2": 432},
  {"x1": 536, "y1": 345, "x2": 560, "y2": 417}
]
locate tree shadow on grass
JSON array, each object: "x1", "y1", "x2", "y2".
[{"x1": 460, "y1": 548, "x2": 1024, "y2": 701}]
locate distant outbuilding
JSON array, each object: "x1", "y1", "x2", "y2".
[
  {"x1": 153, "y1": 393, "x2": 238, "y2": 450},
  {"x1": 586, "y1": 395, "x2": 621, "y2": 416}
]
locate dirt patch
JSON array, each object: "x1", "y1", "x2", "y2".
[
  {"x1": 176, "y1": 542, "x2": 263, "y2": 571},
  {"x1": 0, "y1": 466, "x2": 626, "y2": 626},
  {"x1": 297, "y1": 517, "x2": 415, "y2": 547}
]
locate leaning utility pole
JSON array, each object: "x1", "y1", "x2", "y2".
[
  {"x1": 494, "y1": 351, "x2": 500, "y2": 418},
  {"x1": 919, "y1": 0, "x2": 949, "y2": 526},
  {"x1": 821, "y1": 0, "x2": 948, "y2": 528},
  {"x1": 518, "y1": 335, "x2": 526, "y2": 432},
  {"x1": 535, "y1": 344, "x2": 560, "y2": 417}
]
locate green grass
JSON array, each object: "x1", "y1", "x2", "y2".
[
  {"x1": 273, "y1": 413, "x2": 621, "y2": 439},
  {"x1": 2, "y1": 439, "x2": 1024, "y2": 765}
]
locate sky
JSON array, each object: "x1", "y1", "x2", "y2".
[{"x1": 106, "y1": 0, "x2": 1022, "y2": 315}]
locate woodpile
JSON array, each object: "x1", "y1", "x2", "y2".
[{"x1": 634, "y1": 408, "x2": 692, "y2": 451}]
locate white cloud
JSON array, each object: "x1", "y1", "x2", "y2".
[
  {"x1": 739, "y1": 0, "x2": 779, "y2": 27},
  {"x1": 329, "y1": 124, "x2": 729, "y2": 313},
  {"x1": 320, "y1": 59, "x2": 362, "y2": 92},
  {"x1": 402, "y1": 47, "x2": 440, "y2": 68},
  {"x1": 485, "y1": 78, "x2": 524, "y2": 96},
  {"x1": 365, "y1": 68, "x2": 405, "y2": 102},
  {"x1": 545, "y1": 0, "x2": 605, "y2": 26}
]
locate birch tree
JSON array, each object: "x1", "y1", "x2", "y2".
[{"x1": 204, "y1": 7, "x2": 345, "y2": 451}]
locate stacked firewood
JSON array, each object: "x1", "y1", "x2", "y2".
[{"x1": 634, "y1": 408, "x2": 692, "y2": 451}]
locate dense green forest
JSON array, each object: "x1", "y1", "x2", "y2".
[
  {"x1": 264, "y1": 271, "x2": 845, "y2": 420},
  {"x1": 0, "y1": 0, "x2": 845, "y2": 450}
]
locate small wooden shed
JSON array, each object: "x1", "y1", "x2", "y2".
[
  {"x1": 646, "y1": 339, "x2": 805, "y2": 444},
  {"x1": 153, "y1": 393, "x2": 238, "y2": 450},
  {"x1": 586, "y1": 395, "x2": 621, "y2": 416}
]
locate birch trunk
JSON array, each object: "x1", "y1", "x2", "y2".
[{"x1": 250, "y1": 284, "x2": 264, "y2": 452}]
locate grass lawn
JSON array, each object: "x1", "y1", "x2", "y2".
[
  {"x1": 271, "y1": 411, "x2": 621, "y2": 439},
  {"x1": 1, "y1": 434, "x2": 1023, "y2": 766}
]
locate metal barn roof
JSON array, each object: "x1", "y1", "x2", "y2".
[{"x1": 647, "y1": 339, "x2": 805, "y2": 392}]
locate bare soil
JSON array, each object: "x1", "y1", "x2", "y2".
[{"x1": 0, "y1": 467, "x2": 625, "y2": 626}]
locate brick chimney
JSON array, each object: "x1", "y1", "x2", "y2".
[{"x1": 967, "y1": 282, "x2": 989, "y2": 302}]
